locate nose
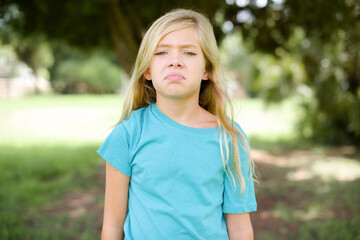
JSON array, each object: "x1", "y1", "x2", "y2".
[{"x1": 168, "y1": 53, "x2": 183, "y2": 68}]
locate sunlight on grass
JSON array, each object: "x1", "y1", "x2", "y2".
[
  {"x1": 233, "y1": 97, "x2": 300, "y2": 140},
  {"x1": 287, "y1": 156, "x2": 360, "y2": 182},
  {"x1": 1, "y1": 95, "x2": 301, "y2": 146},
  {"x1": 0, "y1": 95, "x2": 123, "y2": 146},
  {"x1": 310, "y1": 158, "x2": 360, "y2": 181}
]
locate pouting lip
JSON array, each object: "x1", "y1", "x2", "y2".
[{"x1": 165, "y1": 72, "x2": 185, "y2": 80}]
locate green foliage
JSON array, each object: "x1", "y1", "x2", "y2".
[
  {"x1": 296, "y1": 29, "x2": 360, "y2": 144},
  {"x1": 0, "y1": 44, "x2": 22, "y2": 78},
  {"x1": 30, "y1": 42, "x2": 54, "y2": 72},
  {"x1": 222, "y1": 0, "x2": 360, "y2": 144},
  {"x1": 0, "y1": 6, "x2": 54, "y2": 76},
  {"x1": 53, "y1": 53, "x2": 124, "y2": 94},
  {"x1": 220, "y1": 31, "x2": 307, "y2": 100},
  {"x1": 0, "y1": 0, "x2": 223, "y2": 73}
]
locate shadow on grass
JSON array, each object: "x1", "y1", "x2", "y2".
[
  {"x1": 249, "y1": 134, "x2": 318, "y2": 154},
  {"x1": 249, "y1": 134, "x2": 360, "y2": 159},
  {"x1": 0, "y1": 143, "x2": 103, "y2": 240},
  {"x1": 251, "y1": 143, "x2": 360, "y2": 240}
]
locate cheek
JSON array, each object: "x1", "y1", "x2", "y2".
[
  {"x1": 149, "y1": 60, "x2": 162, "y2": 74},
  {"x1": 193, "y1": 57, "x2": 206, "y2": 69},
  {"x1": 192, "y1": 61, "x2": 206, "y2": 75},
  {"x1": 151, "y1": 79, "x2": 162, "y2": 93}
]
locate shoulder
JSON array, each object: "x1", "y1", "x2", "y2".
[
  {"x1": 116, "y1": 105, "x2": 151, "y2": 145},
  {"x1": 120, "y1": 105, "x2": 149, "y2": 130}
]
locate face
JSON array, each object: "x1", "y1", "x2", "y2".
[{"x1": 144, "y1": 27, "x2": 209, "y2": 101}]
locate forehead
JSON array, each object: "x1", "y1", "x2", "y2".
[{"x1": 157, "y1": 27, "x2": 201, "y2": 48}]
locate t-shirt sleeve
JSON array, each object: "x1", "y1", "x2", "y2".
[
  {"x1": 97, "y1": 124, "x2": 132, "y2": 177},
  {"x1": 223, "y1": 124, "x2": 257, "y2": 213}
]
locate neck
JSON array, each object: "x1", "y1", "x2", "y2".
[{"x1": 155, "y1": 96, "x2": 202, "y2": 124}]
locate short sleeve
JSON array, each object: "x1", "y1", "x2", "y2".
[
  {"x1": 97, "y1": 124, "x2": 132, "y2": 177},
  {"x1": 223, "y1": 124, "x2": 257, "y2": 213}
]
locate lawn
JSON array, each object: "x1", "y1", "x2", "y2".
[
  {"x1": 0, "y1": 95, "x2": 359, "y2": 239},
  {"x1": 0, "y1": 95, "x2": 122, "y2": 239}
]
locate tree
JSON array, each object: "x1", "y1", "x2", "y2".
[
  {"x1": 0, "y1": 0, "x2": 224, "y2": 74},
  {"x1": 222, "y1": 0, "x2": 360, "y2": 144},
  {"x1": 1, "y1": 0, "x2": 359, "y2": 144}
]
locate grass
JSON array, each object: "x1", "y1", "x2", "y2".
[
  {"x1": 0, "y1": 94, "x2": 359, "y2": 239},
  {"x1": 253, "y1": 148, "x2": 360, "y2": 239},
  {"x1": 0, "y1": 94, "x2": 121, "y2": 239},
  {"x1": 0, "y1": 144, "x2": 101, "y2": 239}
]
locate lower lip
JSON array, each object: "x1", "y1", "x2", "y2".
[{"x1": 166, "y1": 75, "x2": 184, "y2": 81}]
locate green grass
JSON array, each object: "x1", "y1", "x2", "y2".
[
  {"x1": 0, "y1": 144, "x2": 102, "y2": 239},
  {"x1": 232, "y1": 97, "x2": 313, "y2": 153},
  {"x1": 0, "y1": 95, "x2": 359, "y2": 239},
  {"x1": 0, "y1": 94, "x2": 123, "y2": 145},
  {"x1": 0, "y1": 94, "x2": 122, "y2": 239}
]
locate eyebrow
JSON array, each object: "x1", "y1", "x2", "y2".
[{"x1": 156, "y1": 43, "x2": 200, "y2": 49}]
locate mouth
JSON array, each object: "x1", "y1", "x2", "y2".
[{"x1": 165, "y1": 73, "x2": 185, "y2": 81}]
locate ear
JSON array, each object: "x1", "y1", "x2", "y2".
[
  {"x1": 202, "y1": 72, "x2": 209, "y2": 80},
  {"x1": 144, "y1": 69, "x2": 151, "y2": 80}
]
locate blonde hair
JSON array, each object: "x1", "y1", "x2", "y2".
[{"x1": 120, "y1": 9, "x2": 256, "y2": 192}]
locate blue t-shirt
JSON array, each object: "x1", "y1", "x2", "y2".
[{"x1": 97, "y1": 103, "x2": 257, "y2": 240}]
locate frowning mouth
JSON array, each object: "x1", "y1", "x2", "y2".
[{"x1": 165, "y1": 73, "x2": 185, "y2": 81}]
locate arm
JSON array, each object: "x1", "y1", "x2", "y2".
[
  {"x1": 102, "y1": 162, "x2": 130, "y2": 240},
  {"x1": 225, "y1": 213, "x2": 254, "y2": 240}
]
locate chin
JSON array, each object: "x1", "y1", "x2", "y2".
[{"x1": 160, "y1": 93, "x2": 189, "y2": 99}]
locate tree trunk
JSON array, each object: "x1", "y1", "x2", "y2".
[{"x1": 103, "y1": 0, "x2": 140, "y2": 75}]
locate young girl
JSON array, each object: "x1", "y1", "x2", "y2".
[{"x1": 98, "y1": 9, "x2": 257, "y2": 240}]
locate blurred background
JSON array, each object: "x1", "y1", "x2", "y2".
[{"x1": 0, "y1": 0, "x2": 359, "y2": 239}]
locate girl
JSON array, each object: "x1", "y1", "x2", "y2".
[{"x1": 98, "y1": 9, "x2": 257, "y2": 240}]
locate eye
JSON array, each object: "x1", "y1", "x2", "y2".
[
  {"x1": 184, "y1": 51, "x2": 196, "y2": 56},
  {"x1": 155, "y1": 51, "x2": 167, "y2": 55}
]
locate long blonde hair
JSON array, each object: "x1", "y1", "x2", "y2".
[{"x1": 120, "y1": 9, "x2": 256, "y2": 192}]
